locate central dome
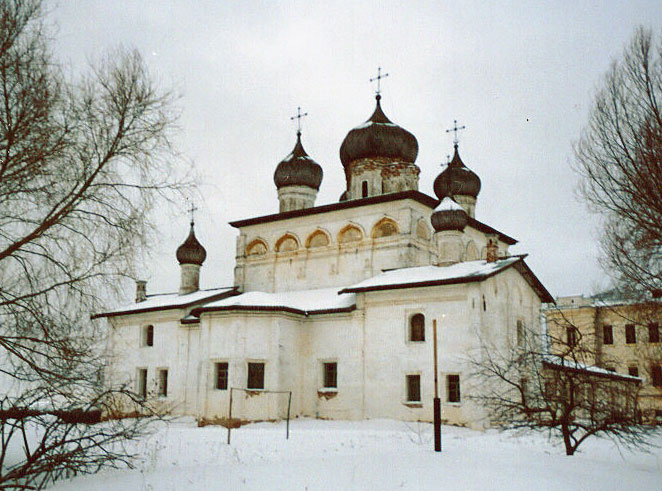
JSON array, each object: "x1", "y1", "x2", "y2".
[
  {"x1": 339, "y1": 95, "x2": 418, "y2": 167},
  {"x1": 274, "y1": 132, "x2": 323, "y2": 190}
]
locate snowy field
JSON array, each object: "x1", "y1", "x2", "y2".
[{"x1": 52, "y1": 418, "x2": 662, "y2": 490}]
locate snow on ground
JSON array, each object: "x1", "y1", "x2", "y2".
[{"x1": 52, "y1": 418, "x2": 662, "y2": 490}]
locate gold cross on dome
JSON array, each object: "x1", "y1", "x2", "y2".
[
  {"x1": 446, "y1": 120, "x2": 466, "y2": 145},
  {"x1": 370, "y1": 66, "x2": 389, "y2": 95},
  {"x1": 290, "y1": 106, "x2": 308, "y2": 134}
]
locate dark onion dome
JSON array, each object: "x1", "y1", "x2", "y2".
[
  {"x1": 339, "y1": 95, "x2": 418, "y2": 168},
  {"x1": 273, "y1": 132, "x2": 323, "y2": 190},
  {"x1": 431, "y1": 197, "x2": 468, "y2": 232},
  {"x1": 433, "y1": 144, "x2": 481, "y2": 200},
  {"x1": 176, "y1": 222, "x2": 207, "y2": 265}
]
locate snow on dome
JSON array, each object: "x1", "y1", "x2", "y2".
[{"x1": 435, "y1": 197, "x2": 465, "y2": 212}]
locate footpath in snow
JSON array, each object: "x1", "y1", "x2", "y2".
[{"x1": 52, "y1": 418, "x2": 662, "y2": 490}]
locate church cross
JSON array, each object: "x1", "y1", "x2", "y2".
[
  {"x1": 290, "y1": 106, "x2": 308, "y2": 135},
  {"x1": 446, "y1": 119, "x2": 466, "y2": 145},
  {"x1": 370, "y1": 66, "x2": 389, "y2": 95},
  {"x1": 187, "y1": 200, "x2": 198, "y2": 226}
]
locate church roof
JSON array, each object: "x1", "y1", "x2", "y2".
[
  {"x1": 229, "y1": 190, "x2": 517, "y2": 245},
  {"x1": 194, "y1": 287, "x2": 356, "y2": 316},
  {"x1": 92, "y1": 287, "x2": 237, "y2": 319},
  {"x1": 339, "y1": 256, "x2": 553, "y2": 302}
]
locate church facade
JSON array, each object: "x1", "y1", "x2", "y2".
[{"x1": 96, "y1": 93, "x2": 553, "y2": 428}]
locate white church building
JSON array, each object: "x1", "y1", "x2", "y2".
[{"x1": 96, "y1": 92, "x2": 553, "y2": 428}]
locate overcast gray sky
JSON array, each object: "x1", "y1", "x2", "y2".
[{"x1": 53, "y1": 1, "x2": 662, "y2": 301}]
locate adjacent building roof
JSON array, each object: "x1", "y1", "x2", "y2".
[
  {"x1": 194, "y1": 287, "x2": 357, "y2": 317},
  {"x1": 92, "y1": 287, "x2": 237, "y2": 319},
  {"x1": 542, "y1": 355, "x2": 641, "y2": 383}
]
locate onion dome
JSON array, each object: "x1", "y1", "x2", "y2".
[
  {"x1": 433, "y1": 144, "x2": 481, "y2": 200},
  {"x1": 339, "y1": 95, "x2": 418, "y2": 167},
  {"x1": 274, "y1": 132, "x2": 323, "y2": 190},
  {"x1": 431, "y1": 197, "x2": 468, "y2": 232},
  {"x1": 176, "y1": 222, "x2": 207, "y2": 266}
]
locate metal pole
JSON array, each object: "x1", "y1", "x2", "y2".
[
  {"x1": 433, "y1": 319, "x2": 441, "y2": 452},
  {"x1": 227, "y1": 387, "x2": 233, "y2": 445},
  {"x1": 286, "y1": 391, "x2": 292, "y2": 440}
]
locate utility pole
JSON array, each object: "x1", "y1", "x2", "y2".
[{"x1": 433, "y1": 319, "x2": 442, "y2": 452}]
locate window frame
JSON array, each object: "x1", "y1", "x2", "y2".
[
  {"x1": 649, "y1": 323, "x2": 660, "y2": 344},
  {"x1": 409, "y1": 313, "x2": 425, "y2": 343},
  {"x1": 406, "y1": 374, "x2": 421, "y2": 403},
  {"x1": 142, "y1": 325, "x2": 154, "y2": 347},
  {"x1": 447, "y1": 374, "x2": 461, "y2": 403},
  {"x1": 625, "y1": 324, "x2": 636, "y2": 344},
  {"x1": 566, "y1": 326, "x2": 577, "y2": 347},
  {"x1": 516, "y1": 319, "x2": 526, "y2": 347},
  {"x1": 628, "y1": 366, "x2": 639, "y2": 377},
  {"x1": 214, "y1": 361, "x2": 229, "y2": 390},
  {"x1": 247, "y1": 362, "x2": 265, "y2": 390},
  {"x1": 322, "y1": 362, "x2": 338, "y2": 389},
  {"x1": 137, "y1": 368, "x2": 148, "y2": 399},
  {"x1": 361, "y1": 181, "x2": 368, "y2": 198},
  {"x1": 651, "y1": 364, "x2": 662, "y2": 387},
  {"x1": 602, "y1": 324, "x2": 613, "y2": 345},
  {"x1": 157, "y1": 368, "x2": 168, "y2": 397}
]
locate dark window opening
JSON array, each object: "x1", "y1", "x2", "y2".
[
  {"x1": 605, "y1": 366, "x2": 616, "y2": 372},
  {"x1": 361, "y1": 181, "x2": 368, "y2": 198},
  {"x1": 247, "y1": 362, "x2": 265, "y2": 390},
  {"x1": 158, "y1": 369, "x2": 168, "y2": 397},
  {"x1": 407, "y1": 375, "x2": 421, "y2": 402},
  {"x1": 323, "y1": 362, "x2": 337, "y2": 388},
  {"x1": 447, "y1": 374, "x2": 461, "y2": 403},
  {"x1": 649, "y1": 323, "x2": 660, "y2": 343},
  {"x1": 482, "y1": 295, "x2": 486, "y2": 311},
  {"x1": 603, "y1": 325, "x2": 613, "y2": 345},
  {"x1": 215, "y1": 362, "x2": 228, "y2": 390},
  {"x1": 410, "y1": 313, "x2": 425, "y2": 342},
  {"x1": 516, "y1": 320, "x2": 525, "y2": 346},
  {"x1": 137, "y1": 368, "x2": 147, "y2": 399},
  {"x1": 651, "y1": 364, "x2": 662, "y2": 387},
  {"x1": 625, "y1": 324, "x2": 636, "y2": 344},
  {"x1": 144, "y1": 325, "x2": 154, "y2": 347},
  {"x1": 628, "y1": 366, "x2": 639, "y2": 377},
  {"x1": 566, "y1": 326, "x2": 577, "y2": 347}
]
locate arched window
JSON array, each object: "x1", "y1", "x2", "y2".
[
  {"x1": 306, "y1": 230, "x2": 330, "y2": 248},
  {"x1": 416, "y1": 220, "x2": 430, "y2": 241},
  {"x1": 275, "y1": 234, "x2": 299, "y2": 252},
  {"x1": 338, "y1": 225, "x2": 363, "y2": 244},
  {"x1": 362, "y1": 181, "x2": 368, "y2": 198},
  {"x1": 410, "y1": 313, "x2": 425, "y2": 342},
  {"x1": 465, "y1": 241, "x2": 479, "y2": 261},
  {"x1": 246, "y1": 239, "x2": 268, "y2": 256},
  {"x1": 372, "y1": 218, "x2": 399, "y2": 239}
]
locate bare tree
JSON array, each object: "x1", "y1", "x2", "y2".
[
  {"x1": 0, "y1": 1, "x2": 191, "y2": 487},
  {"x1": 470, "y1": 323, "x2": 655, "y2": 456},
  {"x1": 574, "y1": 27, "x2": 662, "y2": 301}
]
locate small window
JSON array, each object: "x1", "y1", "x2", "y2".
[
  {"x1": 605, "y1": 366, "x2": 616, "y2": 372},
  {"x1": 158, "y1": 369, "x2": 168, "y2": 397},
  {"x1": 516, "y1": 320, "x2": 525, "y2": 347},
  {"x1": 625, "y1": 324, "x2": 636, "y2": 344},
  {"x1": 566, "y1": 326, "x2": 577, "y2": 347},
  {"x1": 649, "y1": 323, "x2": 660, "y2": 343},
  {"x1": 447, "y1": 374, "x2": 461, "y2": 403},
  {"x1": 247, "y1": 362, "x2": 265, "y2": 390},
  {"x1": 628, "y1": 366, "x2": 639, "y2": 377},
  {"x1": 323, "y1": 362, "x2": 337, "y2": 389},
  {"x1": 406, "y1": 375, "x2": 421, "y2": 402},
  {"x1": 482, "y1": 295, "x2": 486, "y2": 311},
  {"x1": 361, "y1": 181, "x2": 368, "y2": 198},
  {"x1": 410, "y1": 313, "x2": 425, "y2": 342},
  {"x1": 142, "y1": 325, "x2": 154, "y2": 347},
  {"x1": 603, "y1": 325, "x2": 613, "y2": 345},
  {"x1": 215, "y1": 362, "x2": 229, "y2": 390},
  {"x1": 651, "y1": 364, "x2": 662, "y2": 387},
  {"x1": 137, "y1": 368, "x2": 147, "y2": 399}
]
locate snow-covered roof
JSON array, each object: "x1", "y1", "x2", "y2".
[
  {"x1": 339, "y1": 257, "x2": 519, "y2": 293},
  {"x1": 542, "y1": 354, "x2": 641, "y2": 382},
  {"x1": 92, "y1": 287, "x2": 237, "y2": 319},
  {"x1": 196, "y1": 287, "x2": 356, "y2": 316}
]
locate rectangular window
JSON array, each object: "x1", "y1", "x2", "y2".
[
  {"x1": 323, "y1": 362, "x2": 337, "y2": 389},
  {"x1": 247, "y1": 362, "x2": 265, "y2": 390},
  {"x1": 215, "y1": 362, "x2": 228, "y2": 390},
  {"x1": 137, "y1": 368, "x2": 147, "y2": 399},
  {"x1": 649, "y1": 323, "x2": 660, "y2": 343},
  {"x1": 566, "y1": 326, "x2": 577, "y2": 347},
  {"x1": 602, "y1": 325, "x2": 613, "y2": 345},
  {"x1": 516, "y1": 320, "x2": 525, "y2": 347},
  {"x1": 158, "y1": 369, "x2": 168, "y2": 397},
  {"x1": 142, "y1": 325, "x2": 154, "y2": 347},
  {"x1": 651, "y1": 364, "x2": 662, "y2": 387},
  {"x1": 406, "y1": 375, "x2": 421, "y2": 402},
  {"x1": 625, "y1": 324, "x2": 636, "y2": 344},
  {"x1": 447, "y1": 374, "x2": 461, "y2": 403},
  {"x1": 628, "y1": 366, "x2": 639, "y2": 377}
]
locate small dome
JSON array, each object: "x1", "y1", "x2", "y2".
[
  {"x1": 339, "y1": 95, "x2": 418, "y2": 168},
  {"x1": 433, "y1": 144, "x2": 481, "y2": 200},
  {"x1": 274, "y1": 132, "x2": 323, "y2": 190},
  {"x1": 176, "y1": 222, "x2": 207, "y2": 265},
  {"x1": 431, "y1": 197, "x2": 468, "y2": 232}
]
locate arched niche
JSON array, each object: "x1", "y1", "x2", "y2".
[
  {"x1": 415, "y1": 219, "x2": 430, "y2": 241},
  {"x1": 275, "y1": 233, "x2": 300, "y2": 252},
  {"x1": 246, "y1": 238, "x2": 268, "y2": 256},
  {"x1": 306, "y1": 229, "x2": 330, "y2": 248},
  {"x1": 465, "y1": 241, "x2": 479, "y2": 261},
  {"x1": 338, "y1": 224, "x2": 363, "y2": 244},
  {"x1": 371, "y1": 217, "x2": 399, "y2": 239}
]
